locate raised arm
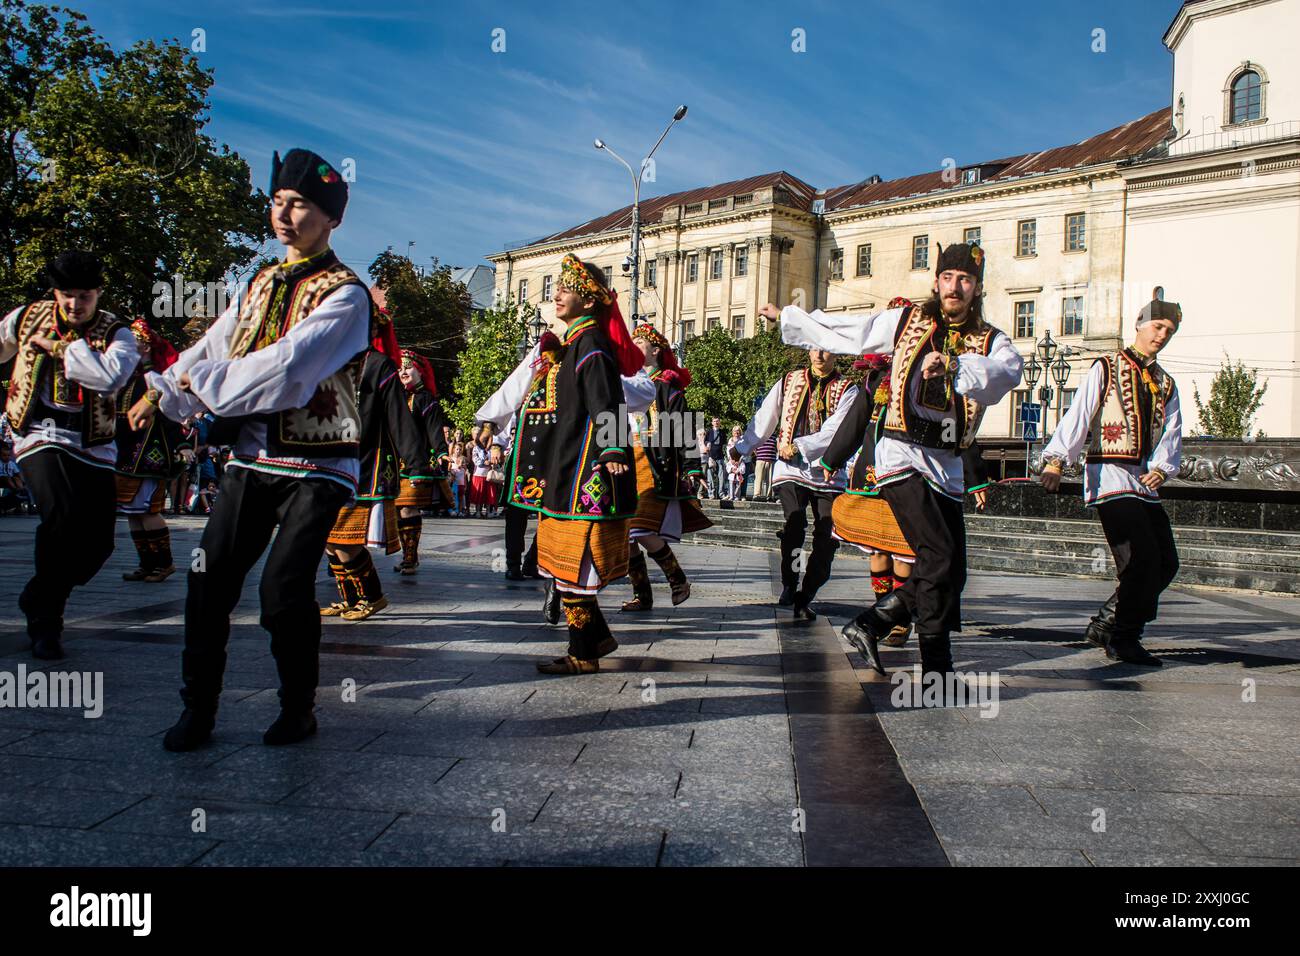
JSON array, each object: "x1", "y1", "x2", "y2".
[
  {"x1": 621, "y1": 369, "x2": 656, "y2": 414},
  {"x1": 819, "y1": 384, "x2": 874, "y2": 472},
  {"x1": 954, "y1": 332, "x2": 1024, "y2": 406},
  {"x1": 475, "y1": 342, "x2": 541, "y2": 429},
  {"x1": 780, "y1": 304, "x2": 905, "y2": 356},
  {"x1": 146, "y1": 298, "x2": 243, "y2": 421},
  {"x1": 0, "y1": 308, "x2": 21, "y2": 363}
]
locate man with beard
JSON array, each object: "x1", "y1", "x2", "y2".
[
  {"x1": 1040, "y1": 295, "x2": 1183, "y2": 666},
  {"x1": 773, "y1": 242, "x2": 1023, "y2": 678},
  {"x1": 2, "y1": 251, "x2": 140, "y2": 660},
  {"x1": 730, "y1": 347, "x2": 859, "y2": 621}
]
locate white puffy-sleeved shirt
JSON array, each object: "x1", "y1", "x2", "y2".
[
  {"x1": 733, "y1": 372, "x2": 861, "y2": 492},
  {"x1": 1041, "y1": 358, "x2": 1183, "y2": 507},
  {"x1": 0, "y1": 306, "x2": 140, "y2": 468},
  {"x1": 780, "y1": 304, "x2": 1023, "y2": 500},
  {"x1": 146, "y1": 283, "x2": 371, "y2": 491}
]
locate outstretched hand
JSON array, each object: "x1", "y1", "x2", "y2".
[{"x1": 758, "y1": 303, "x2": 780, "y2": 322}]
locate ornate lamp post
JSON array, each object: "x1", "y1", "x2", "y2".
[
  {"x1": 594, "y1": 105, "x2": 688, "y2": 326},
  {"x1": 1023, "y1": 352, "x2": 1042, "y2": 475}
]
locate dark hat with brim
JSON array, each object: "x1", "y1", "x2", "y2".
[
  {"x1": 45, "y1": 251, "x2": 105, "y2": 290},
  {"x1": 270, "y1": 148, "x2": 348, "y2": 222},
  {"x1": 935, "y1": 241, "x2": 985, "y2": 281}
]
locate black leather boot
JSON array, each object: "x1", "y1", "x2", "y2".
[
  {"x1": 163, "y1": 708, "x2": 216, "y2": 752},
  {"x1": 1106, "y1": 627, "x2": 1162, "y2": 666},
  {"x1": 1085, "y1": 590, "x2": 1119, "y2": 648},
  {"x1": 263, "y1": 709, "x2": 318, "y2": 745},
  {"x1": 841, "y1": 592, "x2": 910, "y2": 675},
  {"x1": 542, "y1": 579, "x2": 563, "y2": 625},
  {"x1": 918, "y1": 632, "x2": 955, "y2": 677},
  {"x1": 621, "y1": 549, "x2": 653, "y2": 612}
]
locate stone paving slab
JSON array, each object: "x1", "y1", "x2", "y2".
[{"x1": 1, "y1": 513, "x2": 1298, "y2": 866}]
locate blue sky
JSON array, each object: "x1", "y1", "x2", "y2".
[{"x1": 72, "y1": 0, "x2": 1184, "y2": 276}]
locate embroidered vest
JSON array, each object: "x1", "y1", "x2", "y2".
[
  {"x1": 1087, "y1": 350, "x2": 1174, "y2": 465},
  {"x1": 882, "y1": 305, "x2": 997, "y2": 451},
  {"x1": 226, "y1": 252, "x2": 367, "y2": 458},
  {"x1": 777, "y1": 368, "x2": 852, "y2": 447},
  {"x1": 5, "y1": 301, "x2": 126, "y2": 447}
]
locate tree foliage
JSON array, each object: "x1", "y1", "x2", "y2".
[
  {"x1": 1193, "y1": 354, "x2": 1268, "y2": 440},
  {"x1": 682, "y1": 324, "x2": 858, "y2": 428},
  {"x1": 368, "y1": 250, "x2": 472, "y2": 404},
  {"x1": 445, "y1": 297, "x2": 536, "y2": 433},
  {"x1": 1, "y1": 0, "x2": 271, "y2": 334}
]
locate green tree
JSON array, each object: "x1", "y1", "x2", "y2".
[
  {"x1": 445, "y1": 297, "x2": 535, "y2": 433},
  {"x1": 1193, "y1": 354, "x2": 1268, "y2": 439},
  {"x1": 683, "y1": 324, "x2": 853, "y2": 428},
  {"x1": 1, "y1": 0, "x2": 271, "y2": 334},
  {"x1": 368, "y1": 250, "x2": 471, "y2": 401}
]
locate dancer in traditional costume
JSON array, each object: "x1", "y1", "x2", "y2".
[
  {"x1": 321, "y1": 310, "x2": 432, "y2": 620},
  {"x1": 2, "y1": 251, "x2": 140, "y2": 659},
  {"x1": 1041, "y1": 295, "x2": 1183, "y2": 666},
  {"x1": 116, "y1": 318, "x2": 182, "y2": 583},
  {"x1": 392, "y1": 349, "x2": 449, "y2": 574},
  {"x1": 530, "y1": 255, "x2": 644, "y2": 674},
  {"x1": 621, "y1": 322, "x2": 711, "y2": 611},
  {"x1": 775, "y1": 242, "x2": 1023, "y2": 677},
  {"x1": 730, "y1": 347, "x2": 859, "y2": 620},
  {"x1": 129, "y1": 148, "x2": 371, "y2": 749}
]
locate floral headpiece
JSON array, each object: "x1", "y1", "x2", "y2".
[
  {"x1": 559, "y1": 254, "x2": 612, "y2": 306},
  {"x1": 632, "y1": 322, "x2": 670, "y2": 351}
]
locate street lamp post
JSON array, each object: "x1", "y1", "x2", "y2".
[
  {"x1": 594, "y1": 105, "x2": 688, "y2": 327},
  {"x1": 1023, "y1": 353, "x2": 1042, "y2": 475}
]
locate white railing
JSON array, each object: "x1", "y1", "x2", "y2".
[{"x1": 1167, "y1": 120, "x2": 1300, "y2": 157}]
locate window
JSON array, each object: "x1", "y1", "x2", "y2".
[
  {"x1": 1230, "y1": 69, "x2": 1262, "y2": 124},
  {"x1": 1017, "y1": 220, "x2": 1037, "y2": 257},
  {"x1": 517, "y1": 278, "x2": 528, "y2": 303},
  {"x1": 962, "y1": 168, "x2": 980, "y2": 185},
  {"x1": 1062, "y1": 296, "x2": 1084, "y2": 336},
  {"x1": 706, "y1": 314, "x2": 721, "y2": 331},
  {"x1": 734, "y1": 193, "x2": 753, "y2": 206},
  {"x1": 1060, "y1": 388, "x2": 1077, "y2": 419},
  {"x1": 709, "y1": 250, "x2": 723, "y2": 281},
  {"x1": 731, "y1": 313, "x2": 745, "y2": 338},
  {"x1": 856, "y1": 243, "x2": 872, "y2": 277},
  {"x1": 829, "y1": 248, "x2": 844, "y2": 281},
  {"x1": 541, "y1": 275, "x2": 552, "y2": 300},
  {"x1": 684, "y1": 202, "x2": 703, "y2": 215},
  {"x1": 1065, "y1": 213, "x2": 1086, "y2": 252},
  {"x1": 1014, "y1": 300, "x2": 1035, "y2": 339},
  {"x1": 686, "y1": 254, "x2": 698, "y2": 283},
  {"x1": 644, "y1": 260, "x2": 656, "y2": 288},
  {"x1": 681, "y1": 317, "x2": 696, "y2": 340},
  {"x1": 1011, "y1": 389, "x2": 1032, "y2": 439},
  {"x1": 963, "y1": 227, "x2": 981, "y2": 247},
  {"x1": 708, "y1": 198, "x2": 728, "y2": 211},
  {"x1": 734, "y1": 245, "x2": 748, "y2": 277},
  {"x1": 912, "y1": 235, "x2": 929, "y2": 270}
]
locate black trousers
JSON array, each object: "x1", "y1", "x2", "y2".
[
  {"x1": 880, "y1": 474, "x2": 966, "y2": 635},
  {"x1": 17, "y1": 448, "x2": 117, "y2": 636},
  {"x1": 504, "y1": 499, "x2": 538, "y2": 572},
  {"x1": 776, "y1": 482, "x2": 839, "y2": 599},
  {"x1": 181, "y1": 467, "x2": 350, "y2": 714},
  {"x1": 1096, "y1": 497, "x2": 1179, "y2": 634}
]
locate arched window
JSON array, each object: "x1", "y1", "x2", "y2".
[{"x1": 1229, "y1": 69, "x2": 1262, "y2": 124}]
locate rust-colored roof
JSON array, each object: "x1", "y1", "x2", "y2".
[
  {"x1": 527, "y1": 170, "x2": 818, "y2": 247},
  {"x1": 824, "y1": 107, "x2": 1172, "y2": 213}
]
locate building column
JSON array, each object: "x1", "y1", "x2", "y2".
[
  {"x1": 720, "y1": 243, "x2": 735, "y2": 334},
  {"x1": 754, "y1": 237, "x2": 773, "y2": 329},
  {"x1": 693, "y1": 247, "x2": 707, "y2": 322}
]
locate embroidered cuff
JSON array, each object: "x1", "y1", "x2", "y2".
[{"x1": 598, "y1": 448, "x2": 626, "y2": 464}]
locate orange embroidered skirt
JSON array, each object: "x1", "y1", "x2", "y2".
[
  {"x1": 629, "y1": 443, "x2": 712, "y2": 542},
  {"x1": 394, "y1": 476, "x2": 434, "y2": 509},
  {"x1": 327, "y1": 499, "x2": 400, "y2": 553},
  {"x1": 831, "y1": 493, "x2": 916, "y2": 562},
  {"x1": 537, "y1": 515, "x2": 630, "y2": 595},
  {"x1": 115, "y1": 475, "x2": 167, "y2": 515}
]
